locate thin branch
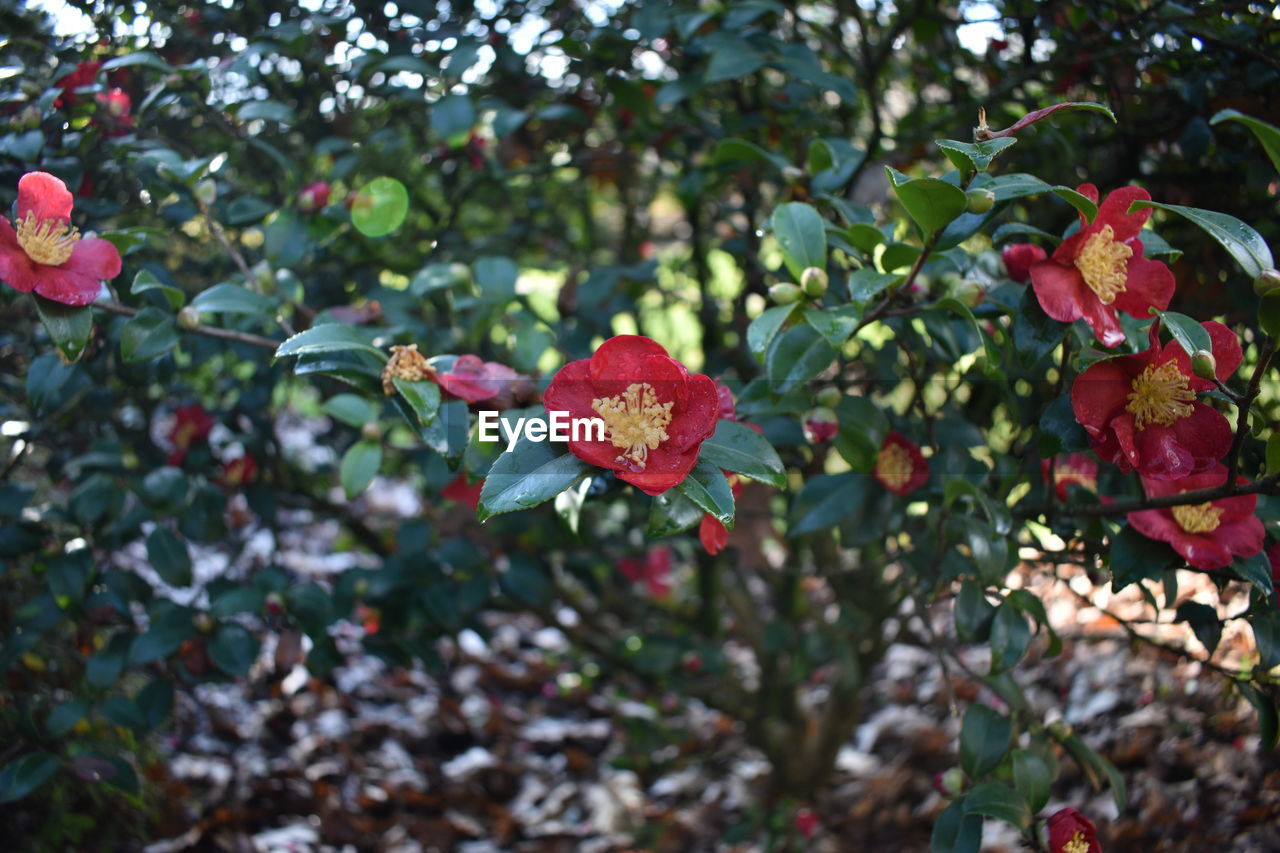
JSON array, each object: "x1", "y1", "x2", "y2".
[
  {"x1": 95, "y1": 301, "x2": 281, "y2": 350},
  {"x1": 1225, "y1": 336, "x2": 1276, "y2": 484}
]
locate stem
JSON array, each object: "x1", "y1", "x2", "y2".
[
  {"x1": 1224, "y1": 336, "x2": 1276, "y2": 484},
  {"x1": 95, "y1": 301, "x2": 281, "y2": 351},
  {"x1": 1036, "y1": 472, "x2": 1280, "y2": 518}
]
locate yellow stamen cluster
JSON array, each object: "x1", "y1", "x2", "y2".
[
  {"x1": 875, "y1": 443, "x2": 914, "y2": 490},
  {"x1": 1074, "y1": 224, "x2": 1132, "y2": 304},
  {"x1": 590, "y1": 382, "x2": 672, "y2": 470},
  {"x1": 1125, "y1": 361, "x2": 1195, "y2": 429},
  {"x1": 1171, "y1": 501, "x2": 1223, "y2": 534},
  {"x1": 380, "y1": 343, "x2": 433, "y2": 395},
  {"x1": 1057, "y1": 464, "x2": 1097, "y2": 492},
  {"x1": 1062, "y1": 829, "x2": 1092, "y2": 853},
  {"x1": 15, "y1": 210, "x2": 80, "y2": 266}
]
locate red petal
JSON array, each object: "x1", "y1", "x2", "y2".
[
  {"x1": 17, "y1": 172, "x2": 74, "y2": 223},
  {"x1": 0, "y1": 220, "x2": 40, "y2": 293},
  {"x1": 63, "y1": 235, "x2": 121, "y2": 282},
  {"x1": 588, "y1": 335, "x2": 672, "y2": 385},
  {"x1": 667, "y1": 372, "x2": 719, "y2": 453},
  {"x1": 1108, "y1": 411, "x2": 1141, "y2": 472},
  {"x1": 700, "y1": 515, "x2": 729, "y2": 554},
  {"x1": 1176, "y1": 532, "x2": 1235, "y2": 570},
  {"x1": 1077, "y1": 290, "x2": 1126, "y2": 348},
  {"x1": 1111, "y1": 255, "x2": 1174, "y2": 320},
  {"x1": 1094, "y1": 185, "x2": 1152, "y2": 242},
  {"x1": 1216, "y1": 515, "x2": 1265, "y2": 560},
  {"x1": 1071, "y1": 357, "x2": 1134, "y2": 432},
  {"x1": 545, "y1": 359, "x2": 624, "y2": 470},
  {"x1": 1163, "y1": 405, "x2": 1233, "y2": 473},
  {"x1": 1131, "y1": 422, "x2": 1196, "y2": 480},
  {"x1": 1029, "y1": 260, "x2": 1085, "y2": 323},
  {"x1": 1204, "y1": 320, "x2": 1244, "y2": 382},
  {"x1": 1128, "y1": 507, "x2": 1182, "y2": 544},
  {"x1": 33, "y1": 266, "x2": 104, "y2": 305},
  {"x1": 617, "y1": 443, "x2": 700, "y2": 495}
]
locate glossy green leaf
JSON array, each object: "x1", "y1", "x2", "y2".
[
  {"x1": 989, "y1": 602, "x2": 1031, "y2": 673},
  {"x1": 323, "y1": 393, "x2": 376, "y2": 428},
  {"x1": 713, "y1": 138, "x2": 789, "y2": 171},
  {"x1": 935, "y1": 137, "x2": 1017, "y2": 172},
  {"x1": 789, "y1": 472, "x2": 865, "y2": 535},
  {"x1": 767, "y1": 324, "x2": 837, "y2": 393},
  {"x1": 393, "y1": 378, "x2": 441, "y2": 426},
  {"x1": 804, "y1": 305, "x2": 862, "y2": 348},
  {"x1": 930, "y1": 800, "x2": 982, "y2": 853},
  {"x1": 699, "y1": 419, "x2": 786, "y2": 488},
  {"x1": 46, "y1": 699, "x2": 89, "y2": 738},
  {"x1": 886, "y1": 167, "x2": 966, "y2": 236},
  {"x1": 1129, "y1": 200, "x2": 1273, "y2": 278},
  {"x1": 130, "y1": 269, "x2": 184, "y2": 309},
  {"x1": 1011, "y1": 749, "x2": 1052, "y2": 812},
  {"x1": 746, "y1": 304, "x2": 795, "y2": 361},
  {"x1": 339, "y1": 440, "x2": 382, "y2": 497},
  {"x1": 1152, "y1": 309, "x2": 1211, "y2": 357},
  {"x1": 955, "y1": 579, "x2": 996, "y2": 643},
  {"x1": 771, "y1": 202, "x2": 827, "y2": 279},
  {"x1": 191, "y1": 282, "x2": 275, "y2": 315},
  {"x1": 1211, "y1": 109, "x2": 1280, "y2": 175},
  {"x1": 962, "y1": 781, "x2": 1030, "y2": 830},
  {"x1": 146, "y1": 527, "x2": 192, "y2": 587},
  {"x1": 1109, "y1": 524, "x2": 1179, "y2": 591},
  {"x1": 478, "y1": 433, "x2": 589, "y2": 521},
  {"x1": 34, "y1": 295, "x2": 93, "y2": 363},
  {"x1": 120, "y1": 307, "x2": 179, "y2": 363},
  {"x1": 647, "y1": 489, "x2": 705, "y2": 538},
  {"x1": 0, "y1": 752, "x2": 60, "y2": 804},
  {"x1": 208, "y1": 623, "x2": 260, "y2": 676},
  {"x1": 675, "y1": 460, "x2": 735, "y2": 527},
  {"x1": 960, "y1": 702, "x2": 1011, "y2": 778},
  {"x1": 275, "y1": 323, "x2": 385, "y2": 360}
]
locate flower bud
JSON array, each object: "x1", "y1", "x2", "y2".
[
  {"x1": 298, "y1": 180, "x2": 331, "y2": 215},
  {"x1": 361, "y1": 421, "x2": 383, "y2": 442},
  {"x1": 1047, "y1": 719, "x2": 1073, "y2": 739},
  {"x1": 804, "y1": 407, "x2": 838, "y2": 443},
  {"x1": 1254, "y1": 268, "x2": 1280, "y2": 296},
  {"x1": 194, "y1": 179, "x2": 217, "y2": 205},
  {"x1": 933, "y1": 767, "x2": 966, "y2": 798},
  {"x1": 193, "y1": 612, "x2": 215, "y2": 633},
  {"x1": 801, "y1": 266, "x2": 828, "y2": 298},
  {"x1": 265, "y1": 591, "x2": 285, "y2": 614},
  {"x1": 781, "y1": 165, "x2": 806, "y2": 184},
  {"x1": 948, "y1": 278, "x2": 984, "y2": 308},
  {"x1": 1001, "y1": 243, "x2": 1047, "y2": 283},
  {"x1": 1191, "y1": 350, "x2": 1217, "y2": 381},
  {"x1": 769, "y1": 282, "x2": 803, "y2": 305},
  {"x1": 965, "y1": 187, "x2": 995, "y2": 214},
  {"x1": 816, "y1": 387, "x2": 842, "y2": 408},
  {"x1": 177, "y1": 306, "x2": 201, "y2": 330}
]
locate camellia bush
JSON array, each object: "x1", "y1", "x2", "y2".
[{"x1": 2, "y1": 1, "x2": 1280, "y2": 850}]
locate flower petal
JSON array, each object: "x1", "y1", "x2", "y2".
[
  {"x1": 1204, "y1": 320, "x2": 1244, "y2": 382},
  {"x1": 33, "y1": 266, "x2": 103, "y2": 306},
  {"x1": 62, "y1": 235, "x2": 122, "y2": 282},
  {"x1": 1111, "y1": 254, "x2": 1174, "y2": 320},
  {"x1": 700, "y1": 514, "x2": 729, "y2": 554},
  {"x1": 1077, "y1": 289, "x2": 1126, "y2": 348},
  {"x1": 0, "y1": 219, "x2": 40, "y2": 293},
  {"x1": 1071, "y1": 356, "x2": 1134, "y2": 433},
  {"x1": 1095, "y1": 185, "x2": 1152, "y2": 243},
  {"x1": 17, "y1": 172, "x2": 75, "y2": 223},
  {"x1": 1029, "y1": 260, "x2": 1085, "y2": 323}
]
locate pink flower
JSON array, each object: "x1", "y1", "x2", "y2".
[
  {"x1": 873, "y1": 432, "x2": 929, "y2": 496},
  {"x1": 1002, "y1": 243, "x2": 1047, "y2": 283},
  {"x1": 1029, "y1": 185, "x2": 1175, "y2": 348},
  {"x1": 1128, "y1": 464, "x2": 1264, "y2": 570},
  {"x1": 0, "y1": 172, "x2": 122, "y2": 305},
  {"x1": 54, "y1": 60, "x2": 102, "y2": 108},
  {"x1": 1046, "y1": 808, "x2": 1101, "y2": 853},
  {"x1": 298, "y1": 181, "x2": 331, "y2": 215},
  {"x1": 1041, "y1": 453, "x2": 1099, "y2": 501},
  {"x1": 434, "y1": 354, "x2": 522, "y2": 403},
  {"x1": 618, "y1": 546, "x2": 673, "y2": 598}
]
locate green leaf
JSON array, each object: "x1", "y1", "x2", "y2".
[
  {"x1": 86, "y1": 633, "x2": 131, "y2": 689},
  {"x1": 1012, "y1": 287, "x2": 1066, "y2": 367},
  {"x1": 1038, "y1": 394, "x2": 1089, "y2": 456},
  {"x1": 237, "y1": 99, "x2": 296, "y2": 123},
  {"x1": 962, "y1": 781, "x2": 1030, "y2": 830},
  {"x1": 432, "y1": 93, "x2": 475, "y2": 139},
  {"x1": 99, "y1": 696, "x2": 146, "y2": 732},
  {"x1": 1176, "y1": 600, "x2": 1222, "y2": 655},
  {"x1": 955, "y1": 579, "x2": 997, "y2": 643},
  {"x1": 393, "y1": 378, "x2": 441, "y2": 426},
  {"x1": 1011, "y1": 749, "x2": 1053, "y2": 812},
  {"x1": 930, "y1": 800, "x2": 983, "y2": 853},
  {"x1": 1238, "y1": 682, "x2": 1279, "y2": 751},
  {"x1": 127, "y1": 617, "x2": 192, "y2": 666},
  {"x1": 699, "y1": 419, "x2": 786, "y2": 488},
  {"x1": 771, "y1": 202, "x2": 827, "y2": 279},
  {"x1": 499, "y1": 554, "x2": 553, "y2": 607},
  {"x1": 224, "y1": 196, "x2": 276, "y2": 225},
  {"x1": 33, "y1": 295, "x2": 92, "y2": 363},
  {"x1": 0, "y1": 752, "x2": 60, "y2": 804},
  {"x1": 1109, "y1": 524, "x2": 1179, "y2": 591},
  {"x1": 886, "y1": 168, "x2": 967, "y2": 236},
  {"x1": 101, "y1": 51, "x2": 170, "y2": 72},
  {"x1": 935, "y1": 137, "x2": 1017, "y2": 173},
  {"x1": 130, "y1": 269, "x2": 184, "y2": 309},
  {"x1": 474, "y1": 256, "x2": 518, "y2": 300},
  {"x1": 929, "y1": 297, "x2": 998, "y2": 370},
  {"x1": 989, "y1": 602, "x2": 1031, "y2": 673},
  {"x1": 675, "y1": 460, "x2": 735, "y2": 527},
  {"x1": 705, "y1": 44, "x2": 765, "y2": 83},
  {"x1": 340, "y1": 440, "x2": 382, "y2": 497},
  {"x1": 1057, "y1": 732, "x2": 1127, "y2": 812},
  {"x1": 46, "y1": 699, "x2": 89, "y2": 738},
  {"x1": 120, "y1": 307, "x2": 178, "y2": 363},
  {"x1": 1211, "y1": 109, "x2": 1280, "y2": 176},
  {"x1": 767, "y1": 324, "x2": 837, "y2": 393},
  {"x1": 746, "y1": 304, "x2": 795, "y2": 361},
  {"x1": 210, "y1": 586, "x2": 264, "y2": 618},
  {"x1": 208, "y1": 623, "x2": 260, "y2": 676},
  {"x1": 847, "y1": 269, "x2": 899, "y2": 305},
  {"x1": 789, "y1": 472, "x2": 866, "y2": 535},
  {"x1": 959, "y1": 702, "x2": 1011, "y2": 778},
  {"x1": 323, "y1": 393, "x2": 376, "y2": 428},
  {"x1": 478, "y1": 434, "x2": 589, "y2": 521},
  {"x1": 136, "y1": 679, "x2": 174, "y2": 730},
  {"x1": 146, "y1": 527, "x2": 192, "y2": 587},
  {"x1": 647, "y1": 489, "x2": 705, "y2": 538},
  {"x1": 191, "y1": 282, "x2": 275, "y2": 315},
  {"x1": 833, "y1": 397, "x2": 889, "y2": 472},
  {"x1": 1129, "y1": 200, "x2": 1273, "y2": 278},
  {"x1": 804, "y1": 305, "x2": 862, "y2": 348},
  {"x1": 713, "y1": 138, "x2": 790, "y2": 171},
  {"x1": 1049, "y1": 185, "x2": 1099, "y2": 222},
  {"x1": 1232, "y1": 551, "x2": 1274, "y2": 598},
  {"x1": 1152, "y1": 309, "x2": 1211, "y2": 358},
  {"x1": 275, "y1": 323, "x2": 386, "y2": 360}
]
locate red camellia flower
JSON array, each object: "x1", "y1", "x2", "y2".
[
  {"x1": 95, "y1": 88, "x2": 133, "y2": 136},
  {"x1": 222, "y1": 454, "x2": 259, "y2": 489},
  {"x1": 167, "y1": 404, "x2": 215, "y2": 465},
  {"x1": 1128, "y1": 464, "x2": 1264, "y2": 570},
  {"x1": 544, "y1": 335, "x2": 718, "y2": 495},
  {"x1": 433, "y1": 354, "x2": 522, "y2": 403},
  {"x1": 873, "y1": 432, "x2": 929, "y2": 496},
  {"x1": 1071, "y1": 321, "x2": 1241, "y2": 480},
  {"x1": 441, "y1": 472, "x2": 484, "y2": 510},
  {"x1": 1046, "y1": 808, "x2": 1101, "y2": 853},
  {"x1": 0, "y1": 172, "x2": 122, "y2": 305},
  {"x1": 1040, "y1": 453, "x2": 1099, "y2": 501},
  {"x1": 54, "y1": 60, "x2": 102, "y2": 108},
  {"x1": 1002, "y1": 242, "x2": 1047, "y2": 283},
  {"x1": 1029, "y1": 185, "x2": 1175, "y2": 348},
  {"x1": 618, "y1": 546, "x2": 672, "y2": 598},
  {"x1": 298, "y1": 181, "x2": 331, "y2": 215},
  {"x1": 793, "y1": 808, "x2": 819, "y2": 840},
  {"x1": 804, "y1": 412, "x2": 838, "y2": 443}
]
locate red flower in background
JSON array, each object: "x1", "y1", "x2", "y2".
[
  {"x1": 222, "y1": 454, "x2": 259, "y2": 489},
  {"x1": 793, "y1": 808, "x2": 820, "y2": 840},
  {"x1": 1046, "y1": 808, "x2": 1101, "y2": 853},
  {"x1": 95, "y1": 88, "x2": 133, "y2": 135},
  {"x1": 442, "y1": 472, "x2": 484, "y2": 510},
  {"x1": 54, "y1": 60, "x2": 102, "y2": 108},
  {"x1": 804, "y1": 412, "x2": 838, "y2": 443},
  {"x1": 0, "y1": 172, "x2": 122, "y2": 305},
  {"x1": 1071, "y1": 321, "x2": 1241, "y2": 480},
  {"x1": 434, "y1": 354, "x2": 522, "y2": 403},
  {"x1": 699, "y1": 475, "x2": 745, "y2": 555},
  {"x1": 1002, "y1": 243, "x2": 1047, "y2": 283},
  {"x1": 544, "y1": 335, "x2": 719, "y2": 495},
  {"x1": 298, "y1": 181, "x2": 331, "y2": 215},
  {"x1": 167, "y1": 404, "x2": 215, "y2": 465},
  {"x1": 1029, "y1": 185, "x2": 1174, "y2": 348},
  {"x1": 873, "y1": 432, "x2": 929, "y2": 496},
  {"x1": 1128, "y1": 464, "x2": 1264, "y2": 570},
  {"x1": 618, "y1": 546, "x2": 673, "y2": 598},
  {"x1": 1041, "y1": 453, "x2": 1099, "y2": 501}
]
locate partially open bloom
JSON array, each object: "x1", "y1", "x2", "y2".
[
  {"x1": 1046, "y1": 808, "x2": 1101, "y2": 853},
  {"x1": 1041, "y1": 453, "x2": 1099, "y2": 501},
  {"x1": 1128, "y1": 464, "x2": 1264, "y2": 570},
  {"x1": 0, "y1": 172, "x2": 122, "y2": 305},
  {"x1": 873, "y1": 432, "x2": 929, "y2": 496},
  {"x1": 167, "y1": 404, "x2": 215, "y2": 465},
  {"x1": 441, "y1": 472, "x2": 484, "y2": 510},
  {"x1": 1002, "y1": 243, "x2": 1047, "y2": 283},
  {"x1": 1071, "y1": 321, "x2": 1241, "y2": 480},
  {"x1": 544, "y1": 335, "x2": 718, "y2": 495},
  {"x1": 433, "y1": 354, "x2": 522, "y2": 404},
  {"x1": 618, "y1": 546, "x2": 672, "y2": 598},
  {"x1": 1029, "y1": 185, "x2": 1175, "y2": 348},
  {"x1": 804, "y1": 408, "x2": 838, "y2": 443}
]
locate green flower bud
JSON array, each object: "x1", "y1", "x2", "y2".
[
  {"x1": 1254, "y1": 268, "x2": 1280, "y2": 296},
  {"x1": 781, "y1": 166, "x2": 806, "y2": 184},
  {"x1": 769, "y1": 282, "x2": 803, "y2": 304},
  {"x1": 361, "y1": 421, "x2": 383, "y2": 442},
  {"x1": 1191, "y1": 350, "x2": 1217, "y2": 381},
  {"x1": 177, "y1": 306, "x2": 201, "y2": 331},
  {"x1": 934, "y1": 767, "x2": 966, "y2": 798},
  {"x1": 194, "y1": 179, "x2": 218, "y2": 205},
  {"x1": 801, "y1": 266, "x2": 829, "y2": 298},
  {"x1": 816, "y1": 387, "x2": 842, "y2": 408},
  {"x1": 193, "y1": 612, "x2": 215, "y2": 633},
  {"x1": 965, "y1": 187, "x2": 996, "y2": 214}
]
